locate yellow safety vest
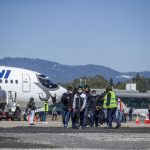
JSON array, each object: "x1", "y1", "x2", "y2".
[
  {"x1": 103, "y1": 91, "x2": 117, "y2": 109},
  {"x1": 103, "y1": 94, "x2": 108, "y2": 109},
  {"x1": 108, "y1": 91, "x2": 117, "y2": 109},
  {"x1": 43, "y1": 102, "x2": 49, "y2": 112}
]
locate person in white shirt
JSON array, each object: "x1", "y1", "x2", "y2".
[{"x1": 73, "y1": 86, "x2": 87, "y2": 129}]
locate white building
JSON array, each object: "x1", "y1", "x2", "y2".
[{"x1": 126, "y1": 83, "x2": 136, "y2": 91}]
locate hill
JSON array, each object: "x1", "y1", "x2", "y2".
[{"x1": 0, "y1": 57, "x2": 150, "y2": 83}]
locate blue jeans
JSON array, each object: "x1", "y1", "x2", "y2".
[
  {"x1": 83, "y1": 106, "x2": 89, "y2": 127},
  {"x1": 62, "y1": 110, "x2": 70, "y2": 127},
  {"x1": 129, "y1": 114, "x2": 132, "y2": 121},
  {"x1": 90, "y1": 110, "x2": 100, "y2": 127},
  {"x1": 116, "y1": 109, "x2": 123, "y2": 124},
  {"x1": 108, "y1": 108, "x2": 116, "y2": 127},
  {"x1": 103, "y1": 109, "x2": 108, "y2": 125},
  {"x1": 103, "y1": 109, "x2": 108, "y2": 119},
  {"x1": 74, "y1": 110, "x2": 85, "y2": 127},
  {"x1": 69, "y1": 111, "x2": 76, "y2": 128},
  {"x1": 43, "y1": 112, "x2": 47, "y2": 122}
]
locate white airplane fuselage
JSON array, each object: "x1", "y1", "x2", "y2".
[{"x1": 0, "y1": 66, "x2": 66, "y2": 108}]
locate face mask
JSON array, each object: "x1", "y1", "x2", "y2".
[
  {"x1": 92, "y1": 94, "x2": 96, "y2": 96},
  {"x1": 78, "y1": 90, "x2": 82, "y2": 93},
  {"x1": 68, "y1": 90, "x2": 72, "y2": 94}
]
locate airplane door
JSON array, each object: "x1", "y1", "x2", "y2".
[
  {"x1": 8, "y1": 91, "x2": 17, "y2": 103},
  {"x1": 22, "y1": 74, "x2": 30, "y2": 92}
]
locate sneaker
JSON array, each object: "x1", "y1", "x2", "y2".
[
  {"x1": 30, "y1": 123, "x2": 35, "y2": 125},
  {"x1": 64, "y1": 125, "x2": 68, "y2": 128},
  {"x1": 108, "y1": 125, "x2": 112, "y2": 129},
  {"x1": 81, "y1": 126, "x2": 86, "y2": 129},
  {"x1": 115, "y1": 124, "x2": 121, "y2": 129},
  {"x1": 108, "y1": 126, "x2": 113, "y2": 129},
  {"x1": 42, "y1": 122, "x2": 48, "y2": 124},
  {"x1": 74, "y1": 125, "x2": 79, "y2": 129}
]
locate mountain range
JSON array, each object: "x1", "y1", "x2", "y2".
[{"x1": 0, "y1": 57, "x2": 150, "y2": 83}]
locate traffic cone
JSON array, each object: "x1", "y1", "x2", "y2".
[
  {"x1": 136, "y1": 114, "x2": 140, "y2": 125},
  {"x1": 144, "y1": 114, "x2": 150, "y2": 124}
]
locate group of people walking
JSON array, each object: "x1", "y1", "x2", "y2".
[
  {"x1": 61, "y1": 85, "x2": 122, "y2": 129},
  {"x1": 26, "y1": 84, "x2": 127, "y2": 128}
]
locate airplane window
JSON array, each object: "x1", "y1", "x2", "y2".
[
  {"x1": 39, "y1": 78, "x2": 49, "y2": 88},
  {"x1": 5, "y1": 80, "x2": 8, "y2": 83},
  {"x1": 0, "y1": 79, "x2": 2, "y2": 83},
  {"x1": 39, "y1": 75, "x2": 47, "y2": 78},
  {"x1": 15, "y1": 80, "x2": 18, "y2": 84},
  {"x1": 38, "y1": 75, "x2": 53, "y2": 84},
  {"x1": 38, "y1": 75, "x2": 58, "y2": 89},
  {"x1": 10, "y1": 80, "x2": 13, "y2": 84}
]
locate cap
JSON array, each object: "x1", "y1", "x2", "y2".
[
  {"x1": 106, "y1": 85, "x2": 113, "y2": 91},
  {"x1": 83, "y1": 85, "x2": 89, "y2": 89},
  {"x1": 78, "y1": 86, "x2": 83, "y2": 89},
  {"x1": 92, "y1": 90, "x2": 96, "y2": 93},
  {"x1": 67, "y1": 86, "x2": 73, "y2": 91}
]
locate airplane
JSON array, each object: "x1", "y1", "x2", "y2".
[{"x1": 0, "y1": 66, "x2": 67, "y2": 120}]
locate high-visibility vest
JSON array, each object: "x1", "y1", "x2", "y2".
[
  {"x1": 103, "y1": 94, "x2": 108, "y2": 109},
  {"x1": 108, "y1": 91, "x2": 117, "y2": 109},
  {"x1": 43, "y1": 102, "x2": 49, "y2": 112}
]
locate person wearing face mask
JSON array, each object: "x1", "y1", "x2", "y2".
[
  {"x1": 61, "y1": 86, "x2": 74, "y2": 128},
  {"x1": 83, "y1": 85, "x2": 91, "y2": 128},
  {"x1": 89, "y1": 90, "x2": 101, "y2": 127},
  {"x1": 73, "y1": 86, "x2": 87, "y2": 129}
]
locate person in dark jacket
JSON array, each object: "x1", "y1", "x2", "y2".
[
  {"x1": 89, "y1": 90, "x2": 101, "y2": 127},
  {"x1": 83, "y1": 85, "x2": 91, "y2": 128},
  {"x1": 129, "y1": 107, "x2": 133, "y2": 121},
  {"x1": 61, "y1": 86, "x2": 74, "y2": 128},
  {"x1": 50, "y1": 94, "x2": 56, "y2": 104},
  {"x1": 73, "y1": 86, "x2": 87, "y2": 129},
  {"x1": 27, "y1": 97, "x2": 36, "y2": 125}
]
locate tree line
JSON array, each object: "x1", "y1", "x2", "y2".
[{"x1": 60, "y1": 74, "x2": 150, "y2": 92}]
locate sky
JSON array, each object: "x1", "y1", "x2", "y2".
[{"x1": 0, "y1": 0, "x2": 150, "y2": 72}]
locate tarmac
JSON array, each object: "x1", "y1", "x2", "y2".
[{"x1": 0, "y1": 116, "x2": 150, "y2": 150}]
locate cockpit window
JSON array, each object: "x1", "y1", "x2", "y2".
[
  {"x1": 37, "y1": 75, "x2": 59, "y2": 89},
  {"x1": 38, "y1": 75, "x2": 47, "y2": 78}
]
